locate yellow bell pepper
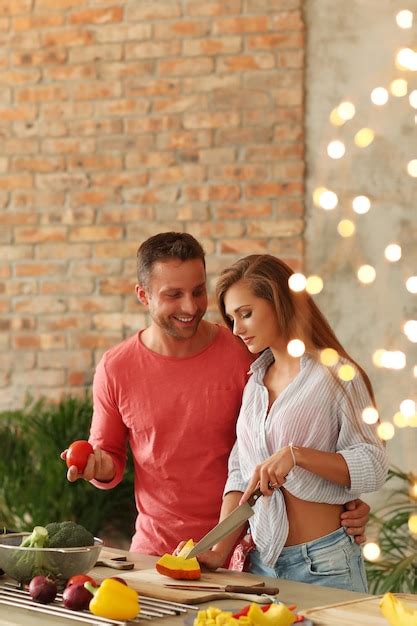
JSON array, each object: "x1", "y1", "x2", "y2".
[
  {"x1": 247, "y1": 602, "x2": 296, "y2": 626},
  {"x1": 380, "y1": 592, "x2": 417, "y2": 626},
  {"x1": 84, "y1": 578, "x2": 140, "y2": 621}
]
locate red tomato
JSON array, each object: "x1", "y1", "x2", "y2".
[
  {"x1": 66, "y1": 574, "x2": 97, "y2": 588},
  {"x1": 66, "y1": 440, "x2": 93, "y2": 472}
]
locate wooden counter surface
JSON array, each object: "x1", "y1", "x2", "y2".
[{"x1": 0, "y1": 548, "x2": 370, "y2": 626}]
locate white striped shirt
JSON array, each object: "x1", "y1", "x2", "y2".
[{"x1": 224, "y1": 349, "x2": 389, "y2": 567}]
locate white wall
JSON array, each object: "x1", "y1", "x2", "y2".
[{"x1": 304, "y1": 0, "x2": 417, "y2": 473}]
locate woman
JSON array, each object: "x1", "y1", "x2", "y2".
[{"x1": 197, "y1": 254, "x2": 388, "y2": 592}]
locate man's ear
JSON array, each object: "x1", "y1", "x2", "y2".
[{"x1": 135, "y1": 284, "x2": 149, "y2": 306}]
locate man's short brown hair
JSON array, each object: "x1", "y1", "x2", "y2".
[{"x1": 136, "y1": 232, "x2": 206, "y2": 286}]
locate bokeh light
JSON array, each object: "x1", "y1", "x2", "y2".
[
  {"x1": 354, "y1": 128, "x2": 375, "y2": 147},
  {"x1": 372, "y1": 349, "x2": 386, "y2": 368},
  {"x1": 337, "y1": 219, "x2": 355, "y2": 237},
  {"x1": 306, "y1": 275, "x2": 324, "y2": 295},
  {"x1": 408, "y1": 513, "x2": 417, "y2": 535},
  {"x1": 404, "y1": 320, "x2": 417, "y2": 343},
  {"x1": 409, "y1": 90, "x2": 417, "y2": 109},
  {"x1": 338, "y1": 364, "x2": 356, "y2": 381},
  {"x1": 337, "y1": 101, "x2": 356, "y2": 121},
  {"x1": 329, "y1": 108, "x2": 345, "y2": 126},
  {"x1": 352, "y1": 195, "x2": 371, "y2": 214},
  {"x1": 400, "y1": 399, "x2": 416, "y2": 417},
  {"x1": 320, "y1": 348, "x2": 339, "y2": 367},
  {"x1": 377, "y1": 422, "x2": 395, "y2": 440},
  {"x1": 319, "y1": 189, "x2": 339, "y2": 210},
  {"x1": 357, "y1": 265, "x2": 376, "y2": 284},
  {"x1": 407, "y1": 160, "x2": 417, "y2": 177},
  {"x1": 288, "y1": 273, "x2": 307, "y2": 292},
  {"x1": 362, "y1": 407, "x2": 379, "y2": 424},
  {"x1": 406, "y1": 276, "x2": 417, "y2": 293},
  {"x1": 363, "y1": 542, "x2": 381, "y2": 561},
  {"x1": 381, "y1": 351, "x2": 406, "y2": 370},
  {"x1": 396, "y1": 10, "x2": 413, "y2": 29},
  {"x1": 390, "y1": 78, "x2": 408, "y2": 97},
  {"x1": 287, "y1": 339, "x2": 305, "y2": 358},
  {"x1": 384, "y1": 244, "x2": 402, "y2": 262},
  {"x1": 393, "y1": 411, "x2": 408, "y2": 428},
  {"x1": 396, "y1": 47, "x2": 417, "y2": 71},
  {"x1": 371, "y1": 87, "x2": 389, "y2": 105},
  {"x1": 327, "y1": 140, "x2": 346, "y2": 159}
]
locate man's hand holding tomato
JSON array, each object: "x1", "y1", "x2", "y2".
[{"x1": 61, "y1": 440, "x2": 115, "y2": 483}]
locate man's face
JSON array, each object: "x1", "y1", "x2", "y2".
[{"x1": 136, "y1": 258, "x2": 208, "y2": 340}]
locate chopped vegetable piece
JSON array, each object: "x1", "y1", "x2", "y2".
[{"x1": 156, "y1": 553, "x2": 201, "y2": 580}]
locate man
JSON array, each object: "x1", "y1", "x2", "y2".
[{"x1": 64, "y1": 232, "x2": 370, "y2": 558}]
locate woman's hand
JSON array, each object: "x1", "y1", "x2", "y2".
[
  {"x1": 341, "y1": 498, "x2": 370, "y2": 544},
  {"x1": 196, "y1": 548, "x2": 227, "y2": 571},
  {"x1": 240, "y1": 446, "x2": 294, "y2": 503}
]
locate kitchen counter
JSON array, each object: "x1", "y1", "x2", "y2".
[{"x1": 0, "y1": 548, "x2": 370, "y2": 625}]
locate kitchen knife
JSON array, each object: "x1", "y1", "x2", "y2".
[
  {"x1": 164, "y1": 583, "x2": 279, "y2": 595},
  {"x1": 185, "y1": 487, "x2": 263, "y2": 559}
]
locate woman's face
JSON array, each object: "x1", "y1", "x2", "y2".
[{"x1": 223, "y1": 279, "x2": 282, "y2": 353}]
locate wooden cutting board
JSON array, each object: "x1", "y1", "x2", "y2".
[
  {"x1": 91, "y1": 557, "x2": 277, "y2": 604},
  {"x1": 302, "y1": 593, "x2": 417, "y2": 625}
]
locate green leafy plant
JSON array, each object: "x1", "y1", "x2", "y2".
[
  {"x1": 365, "y1": 467, "x2": 417, "y2": 594},
  {"x1": 0, "y1": 395, "x2": 135, "y2": 546}
]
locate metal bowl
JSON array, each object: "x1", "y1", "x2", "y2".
[{"x1": 0, "y1": 533, "x2": 103, "y2": 584}]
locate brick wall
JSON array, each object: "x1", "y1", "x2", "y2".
[{"x1": 0, "y1": 0, "x2": 305, "y2": 409}]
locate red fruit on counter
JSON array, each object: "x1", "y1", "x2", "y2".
[
  {"x1": 66, "y1": 574, "x2": 97, "y2": 588},
  {"x1": 66, "y1": 440, "x2": 94, "y2": 472},
  {"x1": 63, "y1": 582, "x2": 93, "y2": 611},
  {"x1": 28, "y1": 576, "x2": 57, "y2": 604},
  {"x1": 111, "y1": 576, "x2": 127, "y2": 585}
]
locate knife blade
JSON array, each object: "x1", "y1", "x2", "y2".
[
  {"x1": 164, "y1": 583, "x2": 279, "y2": 595},
  {"x1": 185, "y1": 487, "x2": 262, "y2": 559}
]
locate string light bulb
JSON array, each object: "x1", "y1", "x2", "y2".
[
  {"x1": 362, "y1": 407, "x2": 379, "y2": 424},
  {"x1": 377, "y1": 422, "x2": 395, "y2": 440},
  {"x1": 287, "y1": 339, "x2": 305, "y2": 357},
  {"x1": 306, "y1": 275, "x2": 324, "y2": 294},
  {"x1": 327, "y1": 140, "x2": 346, "y2": 159},
  {"x1": 337, "y1": 219, "x2": 355, "y2": 237},
  {"x1": 381, "y1": 351, "x2": 406, "y2": 370},
  {"x1": 357, "y1": 265, "x2": 376, "y2": 284},
  {"x1": 363, "y1": 542, "x2": 381, "y2": 561},
  {"x1": 390, "y1": 79, "x2": 408, "y2": 97},
  {"x1": 396, "y1": 10, "x2": 413, "y2": 29},
  {"x1": 320, "y1": 348, "x2": 339, "y2": 367},
  {"x1": 407, "y1": 160, "x2": 417, "y2": 177},
  {"x1": 371, "y1": 87, "x2": 389, "y2": 105},
  {"x1": 406, "y1": 276, "x2": 417, "y2": 293},
  {"x1": 409, "y1": 90, "x2": 417, "y2": 109},
  {"x1": 319, "y1": 189, "x2": 338, "y2": 210},
  {"x1": 396, "y1": 48, "x2": 417, "y2": 71},
  {"x1": 404, "y1": 320, "x2": 417, "y2": 343},
  {"x1": 393, "y1": 411, "x2": 408, "y2": 428},
  {"x1": 400, "y1": 399, "x2": 416, "y2": 417},
  {"x1": 354, "y1": 128, "x2": 375, "y2": 147},
  {"x1": 384, "y1": 244, "x2": 402, "y2": 262},
  {"x1": 352, "y1": 195, "x2": 371, "y2": 214},
  {"x1": 288, "y1": 273, "x2": 306, "y2": 292},
  {"x1": 338, "y1": 364, "x2": 356, "y2": 381},
  {"x1": 337, "y1": 101, "x2": 356, "y2": 121},
  {"x1": 408, "y1": 513, "x2": 417, "y2": 535}
]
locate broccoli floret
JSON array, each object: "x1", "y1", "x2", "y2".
[
  {"x1": 45, "y1": 521, "x2": 94, "y2": 548},
  {"x1": 15, "y1": 526, "x2": 51, "y2": 583},
  {"x1": 20, "y1": 526, "x2": 49, "y2": 548}
]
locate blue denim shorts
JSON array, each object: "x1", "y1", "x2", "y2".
[{"x1": 249, "y1": 527, "x2": 368, "y2": 593}]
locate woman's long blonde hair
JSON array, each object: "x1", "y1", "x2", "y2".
[{"x1": 216, "y1": 254, "x2": 376, "y2": 407}]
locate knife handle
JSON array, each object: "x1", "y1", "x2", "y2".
[
  {"x1": 247, "y1": 486, "x2": 263, "y2": 507},
  {"x1": 224, "y1": 584, "x2": 279, "y2": 595}
]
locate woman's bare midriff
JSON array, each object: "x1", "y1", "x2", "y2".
[{"x1": 282, "y1": 488, "x2": 345, "y2": 546}]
